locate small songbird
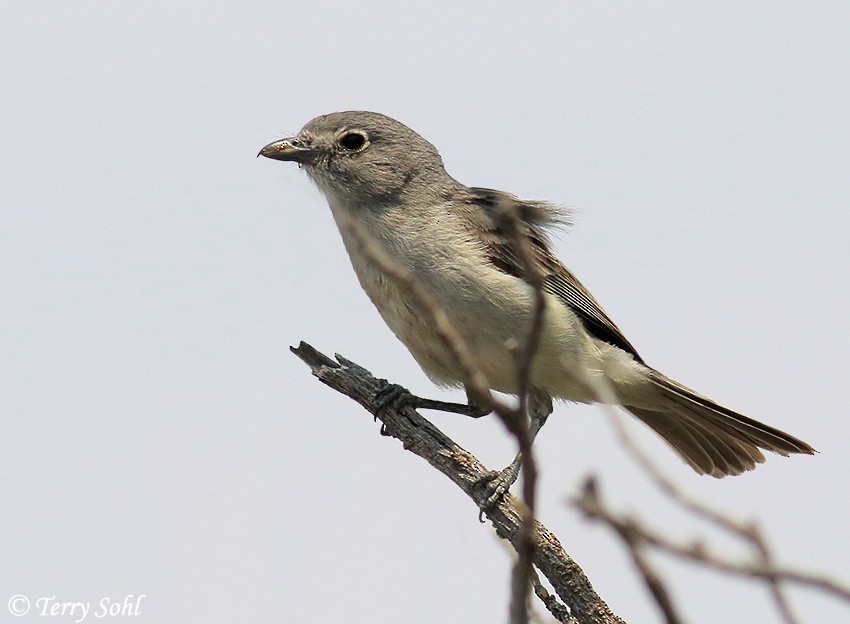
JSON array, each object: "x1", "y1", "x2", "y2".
[{"x1": 260, "y1": 111, "x2": 814, "y2": 477}]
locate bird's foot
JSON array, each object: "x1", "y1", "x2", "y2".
[
  {"x1": 374, "y1": 383, "x2": 490, "y2": 420},
  {"x1": 372, "y1": 383, "x2": 413, "y2": 435},
  {"x1": 475, "y1": 455, "x2": 522, "y2": 520}
]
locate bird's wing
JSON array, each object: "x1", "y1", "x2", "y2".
[{"x1": 460, "y1": 187, "x2": 645, "y2": 364}]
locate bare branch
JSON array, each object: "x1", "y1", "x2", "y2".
[
  {"x1": 495, "y1": 198, "x2": 549, "y2": 624},
  {"x1": 564, "y1": 364, "x2": 835, "y2": 622},
  {"x1": 627, "y1": 545, "x2": 683, "y2": 624},
  {"x1": 529, "y1": 568, "x2": 577, "y2": 624},
  {"x1": 606, "y1": 409, "x2": 753, "y2": 539},
  {"x1": 604, "y1": 410, "x2": 802, "y2": 623},
  {"x1": 580, "y1": 478, "x2": 686, "y2": 624},
  {"x1": 572, "y1": 476, "x2": 850, "y2": 609},
  {"x1": 291, "y1": 343, "x2": 626, "y2": 624},
  {"x1": 748, "y1": 522, "x2": 800, "y2": 624}
]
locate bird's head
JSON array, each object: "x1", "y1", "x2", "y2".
[{"x1": 259, "y1": 111, "x2": 449, "y2": 206}]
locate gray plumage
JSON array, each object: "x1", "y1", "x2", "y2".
[{"x1": 260, "y1": 111, "x2": 815, "y2": 477}]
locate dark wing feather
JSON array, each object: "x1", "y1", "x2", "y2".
[
  {"x1": 538, "y1": 255, "x2": 645, "y2": 363},
  {"x1": 459, "y1": 187, "x2": 645, "y2": 364}
]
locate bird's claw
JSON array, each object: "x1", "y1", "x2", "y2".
[
  {"x1": 374, "y1": 382, "x2": 418, "y2": 419},
  {"x1": 475, "y1": 459, "x2": 522, "y2": 521}
]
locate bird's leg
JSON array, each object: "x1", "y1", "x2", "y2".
[
  {"x1": 478, "y1": 392, "x2": 553, "y2": 513},
  {"x1": 374, "y1": 383, "x2": 491, "y2": 421}
]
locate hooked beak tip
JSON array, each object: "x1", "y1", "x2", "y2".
[{"x1": 258, "y1": 138, "x2": 314, "y2": 163}]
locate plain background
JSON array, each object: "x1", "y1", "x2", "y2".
[{"x1": 2, "y1": 2, "x2": 849, "y2": 623}]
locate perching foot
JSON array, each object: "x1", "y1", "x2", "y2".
[
  {"x1": 374, "y1": 383, "x2": 490, "y2": 419},
  {"x1": 476, "y1": 454, "x2": 523, "y2": 520}
]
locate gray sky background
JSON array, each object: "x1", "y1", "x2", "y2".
[{"x1": 2, "y1": 2, "x2": 849, "y2": 623}]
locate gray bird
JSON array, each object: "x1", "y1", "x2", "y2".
[{"x1": 260, "y1": 111, "x2": 814, "y2": 477}]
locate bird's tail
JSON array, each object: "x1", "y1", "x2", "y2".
[{"x1": 625, "y1": 371, "x2": 815, "y2": 477}]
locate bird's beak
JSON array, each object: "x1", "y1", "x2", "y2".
[{"x1": 258, "y1": 138, "x2": 317, "y2": 163}]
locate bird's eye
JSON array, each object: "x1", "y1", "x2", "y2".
[{"x1": 338, "y1": 132, "x2": 367, "y2": 151}]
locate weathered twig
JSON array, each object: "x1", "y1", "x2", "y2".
[
  {"x1": 291, "y1": 342, "x2": 625, "y2": 624},
  {"x1": 579, "y1": 478, "x2": 686, "y2": 624},
  {"x1": 604, "y1": 408, "x2": 804, "y2": 623},
  {"x1": 529, "y1": 567, "x2": 577, "y2": 624},
  {"x1": 550, "y1": 360, "x2": 847, "y2": 622},
  {"x1": 572, "y1": 475, "x2": 850, "y2": 611},
  {"x1": 496, "y1": 199, "x2": 549, "y2": 624}
]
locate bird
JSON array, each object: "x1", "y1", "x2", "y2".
[{"x1": 260, "y1": 110, "x2": 815, "y2": 477}]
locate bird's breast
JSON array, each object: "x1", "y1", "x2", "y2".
[{"x1": 324, "y1": 196, "x2": 639, "y2": 400}]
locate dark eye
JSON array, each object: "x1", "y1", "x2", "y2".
[{"x1": 339, "y1": 132, "x2": 367, "y2": 151}]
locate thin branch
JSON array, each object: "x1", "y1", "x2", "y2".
[
  {"x1": 580, "y1": 479, "x2": 686, "y2": 624},
  {"x1": 604, "y1": 410, "x2": 800, "y2": 623},
  {"x1": 627, "y1": 545, "x2": 683, "y2": 624},
  {"x1": 572, "y1": 476, "x2": 850, "y2": 607},
  {"x1": 496, "y1": 199, "x2": 549, "y2": 624},
  {"x1": 606, "y1": 409, "x2": 752, "y2": 538},
  {"x1": 568, "y1": 366, "x2": 817, "y2": 623},
  {"x1": 292, "y1": 342, "x2": 625, "y2": 624},
  {"x1": 748, "y1": 523, "x2": 800, "y2": 624},
  {"x1": 529, "y1": 567, "x2": 577, "y2": 624}
]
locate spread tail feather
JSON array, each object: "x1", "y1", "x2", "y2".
[{"x1": 625, "y1": 371, "x2": 816, "y2": 478}]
